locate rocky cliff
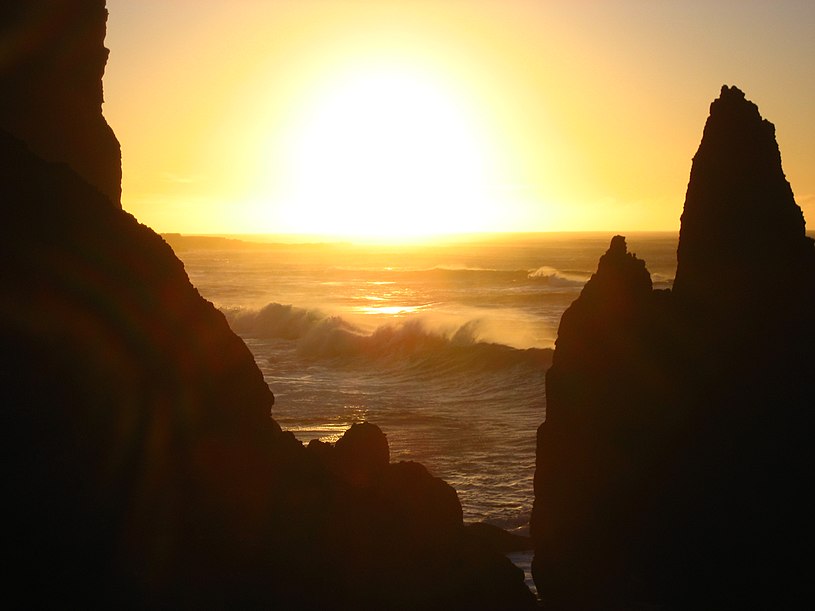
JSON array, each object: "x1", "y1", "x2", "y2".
[
  {"x1": 532, "y1": 86, "x2": 815, "y2": 609},
  {"x1": 0, "y1": 0, "x2": 121, "y2": 204},
  {"x1": 1, "y1": 2, "x2": 535, "y2": 608},
  {"x1": 0, "y1": 124, "x2": 284, "y2": 605}
]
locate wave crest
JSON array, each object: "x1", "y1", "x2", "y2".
[
  {"x1": 527, "y1": 266, "x2": 588, "y2": 285},
  {"x1": 223, "y1": 303, "x2": 552, "y2": 371}
]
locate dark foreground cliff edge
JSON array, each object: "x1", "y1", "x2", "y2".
[
  {"x1": 1, "y1": 2, "x2": 535, "y2": 608},
  {"x1": 532, "y1": 86, "x2": 815, "y2": 609}
]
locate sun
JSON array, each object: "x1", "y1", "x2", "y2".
[{"x1": 267, "y1": 66, "x2": 501, "y2": 239}]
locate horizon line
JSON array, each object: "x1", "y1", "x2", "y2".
[{"x1": 160, "y1": 229, "x2": 683, "y2": 244}]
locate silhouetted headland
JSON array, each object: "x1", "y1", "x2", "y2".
[
  {"x1": 1, "y1": 2, "x2": 535, "y2": 608},
  {"x1": 532, "y1": 85, "x2": 815, "y2": 609}
]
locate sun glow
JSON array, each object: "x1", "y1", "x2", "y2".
[
  {"x1": 105, "y1": 2, "x2": 815, "y2": 236},
  {"x1": 264, "y1": 67, "x2": 502, "y2": 239}
]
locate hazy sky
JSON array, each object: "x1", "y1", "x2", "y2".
[{"x1": 103, "y1": 0, "x2": 815, "y2": 237}]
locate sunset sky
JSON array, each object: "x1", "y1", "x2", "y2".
[{"x1": 103, "y1": 0, "x2": 815, "y2": 238}]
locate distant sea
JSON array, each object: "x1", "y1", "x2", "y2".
[{"x1": 165, "y1": 231, "x2": 680, "y2": 591}]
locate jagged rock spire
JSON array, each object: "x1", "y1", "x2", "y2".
[{"x1": 674, "y1": 85, "x2": 813, "y2": 308}]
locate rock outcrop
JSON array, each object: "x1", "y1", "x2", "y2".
[
  {"x1": 1, "y1": 2, "x2": 536, "y2": 608},
  {"x1": 532, "y1": 86, "x2": 815, "y2": 609},
  {"x1": 531, "y1": 236, "x2": 676, "y2": 609},
  {"x1": 0, "y1": 0, "x2": 121, "y2": 204},
  {"x1": 301, "y1": 423, "x2": 537, "y2": 610},
  {"x1": 675, "y1": 86, "x2": 813, "y2": 310}
]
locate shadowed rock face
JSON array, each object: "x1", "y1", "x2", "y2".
[
  {"x1": 1, "y1": 125, "x2": 282, "y2": 606},
  {"x1": 532, "y1": 237, "x2": 674, "y2": 609},
  {"x1": 0, "y1": 0, "x2": 121, "y2": 204},
  {"x1": 532, "y1": 86, "x2": 815, "y2": 609},
  {"x1": 1, "y1": 5, "x2": 275, "y2": 595}
]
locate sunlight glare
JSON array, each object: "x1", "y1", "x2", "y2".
[{"x1": 270, "y1": 68, "x2": 500, "y2": 239}]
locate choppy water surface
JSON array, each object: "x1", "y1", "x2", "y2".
[{"x1": 170, "y1": 232, "x2": 678, "y2": 590}]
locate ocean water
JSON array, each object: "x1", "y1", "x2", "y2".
[{"x1": 167, "y1": 232, "x2": 678, "y2": 591}]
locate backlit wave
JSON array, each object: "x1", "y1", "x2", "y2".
[{"x1": 223, "y1": 302, "x2": 553, "y2": 372}]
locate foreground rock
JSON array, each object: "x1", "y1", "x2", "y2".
[
  {"x1": 305, "y1": 423, "x2": 537, "y2": 610},
  {"x1": 532, "y1": 86, "x2": 815, "y2": 609},
  {"x1": 1, "y1": 3, "x2": 536, "y2": 608}
]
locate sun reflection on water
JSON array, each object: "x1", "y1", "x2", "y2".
[
  {"x1": 285, "y1": 404, "x2": 371, "y2": 443},
  {"x1": 357, "y1": 305, "x2": 422, "y2": 316}
]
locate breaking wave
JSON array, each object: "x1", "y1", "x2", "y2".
[
  {"x1": 320, "y1": 265, "x2": 589, "y2": 287},
  {"x1": 223, "y1": 302, "x2": 552, "y2": 372},
  {"x1": 527, "y1": 266, "x2": 589, "y2": 285}
]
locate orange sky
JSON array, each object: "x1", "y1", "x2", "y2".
[{"x1": 103, "y1": 0, "x2": 815, "y2": 237}]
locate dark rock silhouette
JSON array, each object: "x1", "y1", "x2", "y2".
[
  {"x1": 532, "y1": 85, "x2": 815, "y2": 609},
  {"x1": 1, "y1": 2, "x2": 536, "y2": 608},
  {"x1": 297, "y1": 425, "x2": 536, "y2": 609},
  {"x1": 466, "y1": 522, "x2": 533, "y2": 554},
  {"x1": 531, "y1": 236, "x2": 674, "y2": 609},
  {"x1": 1, "y1": 124, "x2": 282, "y2": 607},
  {"x1": 0, "y1": 0, "x2": 121, "y2": 204},
  {"x1": 333, "y1": 420, "x2": 391, "y2": 486},
  {"x1": 675, "y1": 86, "x2": 813, "y2": 309}
]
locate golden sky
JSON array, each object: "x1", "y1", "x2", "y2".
[{"x1": 103, "y1": 0, "x2": 815, "y2": 237}]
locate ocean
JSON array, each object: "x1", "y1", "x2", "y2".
[{"x1": 165, "y1": 231, "x2": 679, "y2": 591}]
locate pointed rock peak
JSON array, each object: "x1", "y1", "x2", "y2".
[
  {"x1": 587, "y1": 235, "x2": 653, "y2": 297},
  {"x1": 720, "y1": 84, "x2": 745, "y2": 99},
  {"x1": 674, "y1": 85, "x2": 812, "y2": 304},
  {"x1": 598, "y1": 235, "x2": 642, "y2": 272},
  {"x1": 608, "y1": 234, "x2": 628, "y2": 256},
  {"x1": 699, "y1": 85, "x2": 776, "y2": 154},
  {"x1": 711, "y1": 85, "x2": 757, "y2": 116}
]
